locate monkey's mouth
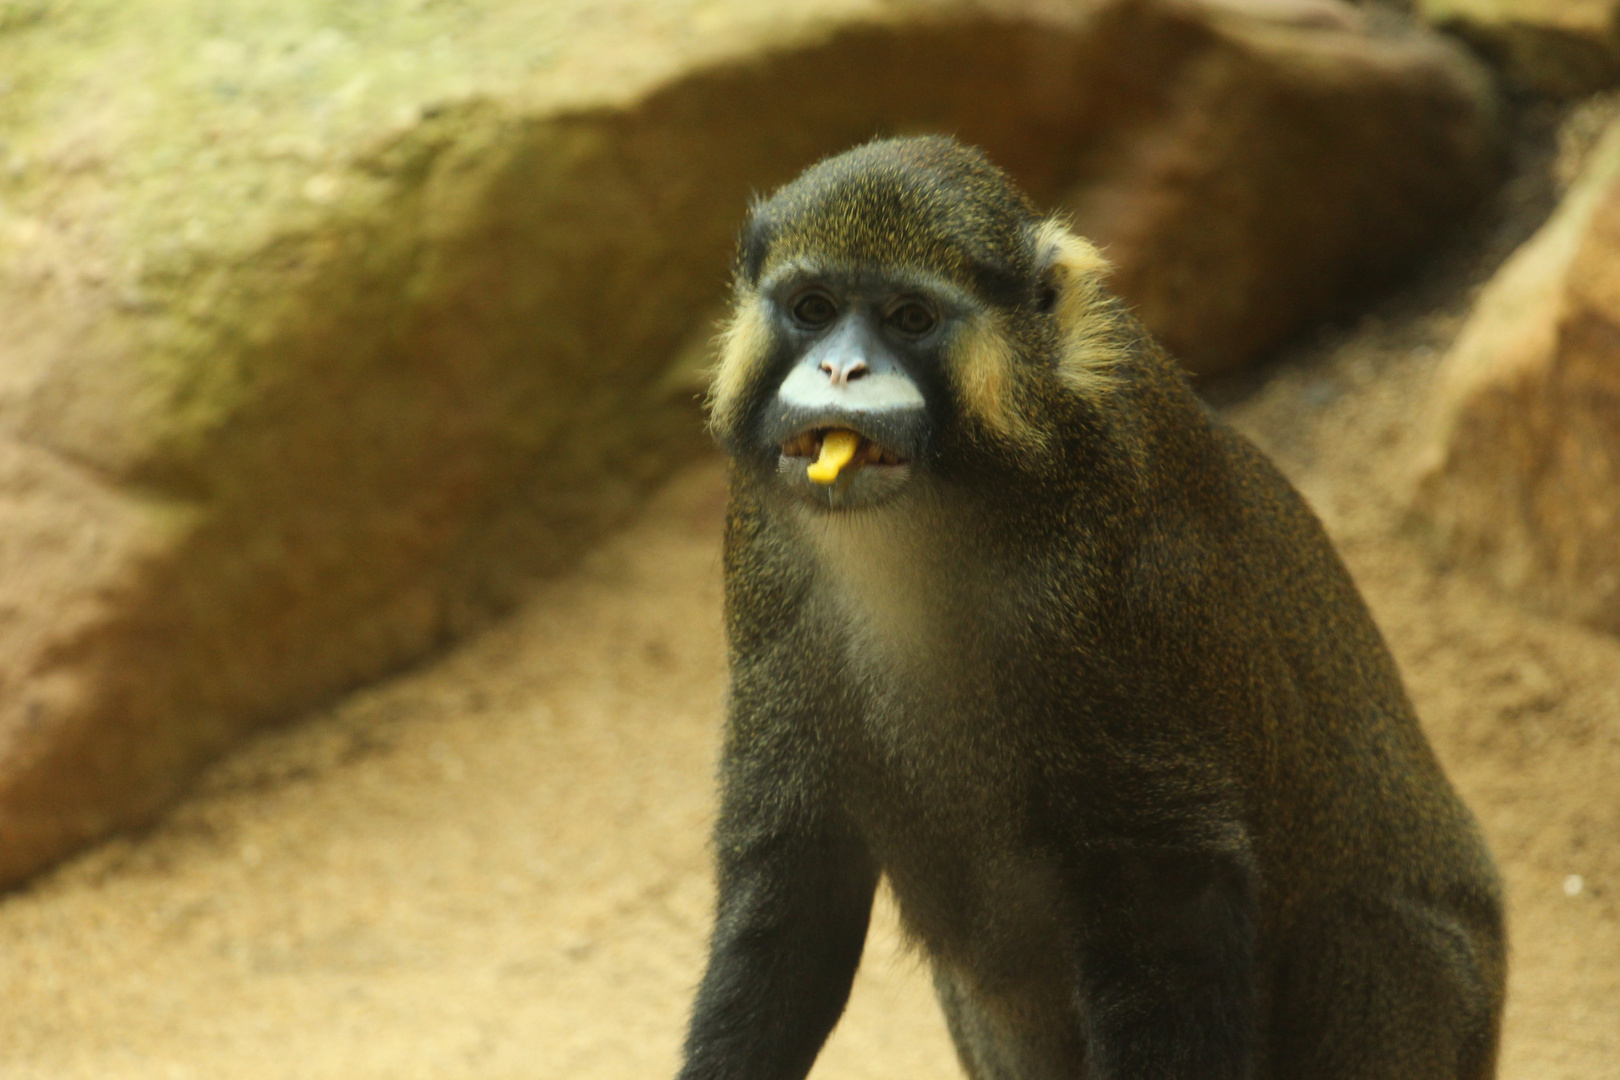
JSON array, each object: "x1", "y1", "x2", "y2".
[
  {"x1": 781, "y1": 427, "x2": 909, "y2": 479},
  {"x1": 769, "y1": 419, "x2": 919, "y2": 510}
]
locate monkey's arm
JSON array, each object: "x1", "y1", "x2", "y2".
[
  {"x1": 1069, "y1": 841, "x2": 1258, "y2": 1080},
  {"x1": 677, "y1": 756, "x2": 877, "y2": 1080}
]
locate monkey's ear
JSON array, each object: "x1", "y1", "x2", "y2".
[
  {"x1": 706, "y1": 293, "x2": 774, "y2": 442},
  {"x1": 1030, "y1": 219, "x2": 1119, "y2": 396},
  {"x1": 735, "y1": 204, "x2": 778, "y2": 286}
]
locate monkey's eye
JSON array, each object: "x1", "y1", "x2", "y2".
[
  {"x1": 887, "y1": 301, "x2": 936, "y2": 337},
  {"x1": 791, "y1": 292, "x2": 838, "y2": 328}
]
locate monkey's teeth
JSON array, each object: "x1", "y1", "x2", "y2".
[
  {"x1": 781, "y1": 430, "x2": 906, "y2": 474},
  {"x1": 781, "y1": 432, "x2": 818, "y2": 458}
]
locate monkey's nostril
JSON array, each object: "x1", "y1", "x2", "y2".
[{"x1": 818, "y1": 360, "x2": 868, "y2": 386}]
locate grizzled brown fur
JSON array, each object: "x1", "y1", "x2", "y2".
[{"x1": 682, "y1": 136, "x2": 1505, "y2": 1080}]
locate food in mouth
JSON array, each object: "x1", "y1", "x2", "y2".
[
  {"x1": 784, "y1": 428, "x2": 906, "y2": 485},
  {"x1": 806, "y1": 430, "x2": 859, "y2": 485}
]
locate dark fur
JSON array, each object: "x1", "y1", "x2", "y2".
[{"x1": 680, "y1": 136, "x2": 1504, "y2": 1080}]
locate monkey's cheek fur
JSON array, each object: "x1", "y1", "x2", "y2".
[{"x1": 775, "y1": 454, "x2": 913, "y2": 510}]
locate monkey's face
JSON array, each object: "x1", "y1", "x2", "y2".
[
  {"x1": 733, "y1": 262, "x2": 977, "y2": 511},
  {"x1": 710, "y1": 249, "x2": 1116, "y2": 513},
  {"x1": 708, "y1": 138, "x2": 1121, "y2": 513}
]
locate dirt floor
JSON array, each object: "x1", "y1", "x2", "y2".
[{"x1": 3, "y1": 129, "x2": 1620, "y2": 1080}]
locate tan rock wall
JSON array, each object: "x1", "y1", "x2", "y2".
[
  {"x1": 1421, "y1": 0, "x2": 1620, "y2": 95},
  {"x1": 1066, "y1": 0, "x2": 1502, "y2": 374},
  {"x1": 0, "y1": 0, "x2": 1500, "y2": 886},
  {"x1": 1415, "y1": 117, "x2": 1620, "y2": 635}
]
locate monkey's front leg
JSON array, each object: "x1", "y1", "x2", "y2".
[
  {"x1": 1071, "y1": 847, "x2": 1259, "y2": 1080},
  {"x1": 677, "y1": 799, "x2": 878, "y2": 1080}
]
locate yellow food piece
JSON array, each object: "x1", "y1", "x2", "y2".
[{"x1": 806, "y1": 429, "x2": 860, "y2": 485}]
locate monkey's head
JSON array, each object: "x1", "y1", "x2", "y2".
[{"x1": 708, "y1": 135, "x2": 1123, "y2": 512}]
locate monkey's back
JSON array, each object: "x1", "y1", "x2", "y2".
[{"x1": 1108, "y1": 348, "x2": 1503, "y2": 981}]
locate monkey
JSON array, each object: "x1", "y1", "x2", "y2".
[{"x1": 677, "y1": 135, "x2": 1504, "y2": 1080}]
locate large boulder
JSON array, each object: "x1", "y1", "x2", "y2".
[
  {"x1": 0, "y1": 0, "x2": 1498, "y2": 887},
  {"x1": 1419, "y1": 0, "x2": 1620, "y2": 96},
  {"x1": 1064, "y1": 0, "x2": 1501, "y2": 374},
  {"x1": 1414, "y1": 116, "x2": 1620, "y2": 637}
]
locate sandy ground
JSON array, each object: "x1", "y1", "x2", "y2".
[
  {"x1": 3, "y1": 139, "x2": 1620, "y2": 1080},
  {"x1": 2, "y1": 339, "x2": 1618, "y2": 1080}
]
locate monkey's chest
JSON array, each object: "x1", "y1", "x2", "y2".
[
  {"x1": 844, "y1": 688, "x2": 1075, "y2": 991},
  {"x1": 821, "y1": 570, "x2": 1079, "y2": 983},
  {"x1": 867, "y1": 788, "x2": 1075, "y2": 997}
]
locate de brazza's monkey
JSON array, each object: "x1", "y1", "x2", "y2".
[{"x1": 678, "y1": 135, "x2": 1503, "y2": 1080}]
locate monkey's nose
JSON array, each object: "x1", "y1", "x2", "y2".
[{"x1": 819, "y1": 359, "x2": 869, "y2": 386}]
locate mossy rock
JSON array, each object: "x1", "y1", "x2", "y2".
[{"x1": 0, "y1": 0, "x2": 1498, "y2": 886}]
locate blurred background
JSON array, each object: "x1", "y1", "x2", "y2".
[{"x1": 0, "y1": 0, "x2": 1615, "y2": 1076}]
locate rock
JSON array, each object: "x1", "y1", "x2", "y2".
[
  {"x1": 1414, "y1": 116, "x2": 1620, "y2": 636},
  {"x1": 1420, "y1": 0, "x2": 1620, "y2": 96},
  {"x1": 1063, "y1": 0, "x2": 1502, "y2": 375},
  {"x1": 0, "y1": 0, "x2": 1500, "y2": 887}
]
